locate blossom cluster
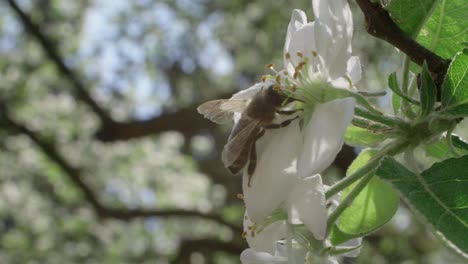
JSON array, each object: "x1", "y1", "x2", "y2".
[{"x1": 212, "y1": 0, "x2": 364, "y2": 262}]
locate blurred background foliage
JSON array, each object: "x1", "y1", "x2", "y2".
[{"x1": 0, "y1": 0, "x2": 465, "y2": 263}]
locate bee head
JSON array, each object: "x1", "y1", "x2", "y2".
[{"x1": 263, "y1": 84, "x2": 285, "y2": 106}]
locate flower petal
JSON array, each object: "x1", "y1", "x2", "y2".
[
  {"x1": 312, "y1": 0, "x2": 353, "y2": 79},
  {"x1": 288, "y1": 175, "x2": 327, "y2": 240},
  {"x1": 312, "y1": 0, "x2": 353, "y2": 36},
  {"x1": 297, "y1": 98, "x2": 356, "y2": 177},
  {"x1": 240, "y1": 249, "x2": 287, "y2": 264},
  {"x1": 285, "y1": 23, "x2": 318, "y2": 77},
  {"x1": 346, "y1": 56, "x2": 362, "y2": 85},
  {"x1": 284, "y1": 9, "x2": 308, "y2": 70},
  {"x1": 243, "y1": 120, "x2": 301, "y2": 223},
  {"x1": 243, "y1": 212, "x2": 287, "y2": 255}
]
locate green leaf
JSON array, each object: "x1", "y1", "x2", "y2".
[
  {"x1": 377, "y1": 156, "x2": 468, "y2": 258},
  {"x1": 418, "y1": 0, "x2": 468, "y2": 59},
  {"x1": 420, "y1": 62, "x2": 437, "y2": 118},
  {"x1": 389, "y1": 0, "x2": 468, "y2": 59},
  {"x1": 425, "y1": 135, "x2": 468, "y2": 159},
  {"x1": 329, "y1": 225, "x2": 355, "y2": 246},
  {"x1": 388, "y1": 72, "x2": 419, "y2": 105},
  {"x1": 335, "y1": 149, "x2": 400, "y2": 238},
  {"x1": 325, "y1": 87, "x2": 382, "y2": 115},
  {"x1": 441, "y1": 52, "x2": 468, "y2": 116},
  {"x1": 392, "y1": 90, "x2": 401, "y2": 115},
  {"x1": 344, "y1": 125, "x2": 387, "y2": 147},
  {"x1": 388, "y1": 0, "x2": 439, "y2": 38}
]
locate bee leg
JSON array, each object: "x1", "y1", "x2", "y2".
[
  {"x1": 276, "y1": 109, "x2": 304, "y2": 115},
  {"x1": 264, "y1": 116, "x2": 299, "y2": 129},
  {"x1": 247, "y1": 130, "x2": 265, "y2": 187}
]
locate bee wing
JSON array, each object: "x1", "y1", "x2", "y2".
[
  {"x1": 221, "y1": 119, "x2": 261, "y2": 168},
  {"x1": 197, "y1": 99, "x2": 248, "y2": 124}
]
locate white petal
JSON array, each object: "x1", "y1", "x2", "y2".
[
  {"x1": 297, "y1": 98, "x2": 356, "y2": 177},
  {"x1": 243, "y1": 212, "x2": 287, "y2": 255},
  {"x1": 284, "y1": 9, "x2": 308, "y2": 69},
  {"x1": 240, "y1": 249, "x2": 287, "y2": 264},
  {"x1": 311, "y1": 0, "x2": 353, "y2": 78},
  {"x1": 330, "y1": 77, "x2": 351, "y2": 90},
  {"x1": 285, "y1": 23, "x2": 318, "y2": 77},
  {"x1": 327, "y1": 257, "x2": 339, "y2": 264},
  {"x1": 346, "y1": 56, "x2": 362, "y2": 85},
  {"x1": 288, "y1": 175, "x2": 327, "y2": 240},
  {"x1": 243, "y1": 120, "x2": 301, "y2": 223},
  {"x1": 312, "y1": 0, "x2": 353, "y2": 36}
]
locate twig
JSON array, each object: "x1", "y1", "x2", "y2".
[
  {"x1": 1, "y1": 112, "x2": 241, "y2": 233},
  {"x1": 355, "y1": 0, "x2": 450, "y2": 89},
  {"x1": 6, "y1": 0, "x2": 112, "y2": 123}
]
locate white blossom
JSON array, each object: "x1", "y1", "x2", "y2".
[
  {"x1": 242, "y1": 0, "x2": 358, "y2": 231},
  {"x1": 236, "y1": 0, "x2": 363, "y2": 262}
]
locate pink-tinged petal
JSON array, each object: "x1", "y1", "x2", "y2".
[
  {"x1": 243, "y1": 212, "x2": 287, "y2": 254},
  {"x1": 285, "y1": 23, "x2": 318, "y2": 76},
  {"x1": 284, "y1": 9, "x2": 308, "y2": 66},
  {"x1": 346, "y1": 56, "x2": 362, "y2": 84},
  {"x1": 240, "y1": 249, "x2": 287, "y2": 264},
  {"x1": 297, "y1": 98, "x2": 356, "y2": 177},
  {"x1": 288, "y1": 175, "x2": 327, "y2": 240},
  {"x1": 243, "y1": 120, "x2": 301, "y2": 223}
]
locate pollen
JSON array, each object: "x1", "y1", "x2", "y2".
[
  {"x1": 311, "y1": 50, "x2": 317, "y2": 57},
  {"x1": 241, "y1": 231, "x2": 247, "y2": 239},
  {"x1": 266, "y1": 63, "x2": 275, "y2": 69},
  {"x1": 285, "y1": 52, "x2": 291, "y2": 59},
  {"x1": 296, "y1": 51, "x2": 303, "y2": 58},
  {"x1": 237, "y1": 193, "x2": 244, "y2": 200},
  {"x1": 250, "y1": 231, "x2": 256, "y2": 237},
  {"x1": 290, "y1": 84, "x2": 297, "y2": 92},
  {"x1": 273, "y1": 85, "x2": 281, "y2": 92}
]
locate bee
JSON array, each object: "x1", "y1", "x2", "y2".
[{"x1": 197, "y1": 83, "x2": 299, "y2": 186}]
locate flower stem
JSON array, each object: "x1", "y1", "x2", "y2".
[
  {"x1": 401, "y1": 56, "x2": 417, "y2": 119},
  {"x1": 325, "y1": 140, "x2": 409, "y2": 233},
  {"x1": 326, "y1": 169, "x2": 376, "y2": 234},
  {"x1": 354, "y1": 108, "x2": 409, "y2": 130},
  {"x1": 325, "y1": 140, "x2": 409, "y2": 199},
  {"x1": 286, "y1": 224, "x2": 296, "y2": 264}
]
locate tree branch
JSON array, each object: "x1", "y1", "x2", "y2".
[
  {"x1": 171, "y1": 238, "x2": 245, "y2": 264},
  {"x1": 6, "y1": 0, "x2": 112, "y2": 123},
  {"x1": 95, "y1": 103, "x2": 216, "y2": 142},
  {"x1": 6, "y1": 0, "x2": 239, "y2": 142},
  {"x1": 0, "y1": 112, "x2": 241, "y2": 233},
  {"x1": 355, "y1": 0, "x2": 450, "y2": 88}
]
